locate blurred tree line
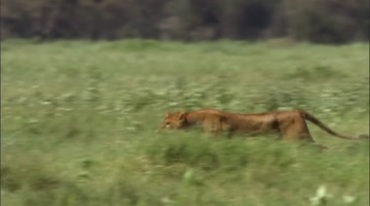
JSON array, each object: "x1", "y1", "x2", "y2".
[{"x1": 1, "y1": 0, "x2": 369, "y2": 43}]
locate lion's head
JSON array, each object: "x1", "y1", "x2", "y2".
[{"x1": 160, "y1": 111, "x2": 187, "y2": 129}]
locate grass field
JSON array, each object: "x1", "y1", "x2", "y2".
[{"x1": 1, "y1": 39, "x2": 369, "y2": 206}]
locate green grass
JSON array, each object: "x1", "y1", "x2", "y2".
[{"x1": 1, "y1": 39, "x2": 369, "y2": 206}]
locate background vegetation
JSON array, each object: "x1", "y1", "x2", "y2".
[
  {"x1": 1, "y1": 0, "x2": 369, "y2": 43},
  {"x1": 1, "y1": 39, "x2": 369, "y2": 205}
]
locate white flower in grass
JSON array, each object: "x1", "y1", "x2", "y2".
[
  {"x1": 342, "y1": 195, "x2": 356, "y2": 204},
  {"x1": 310, "y1": 185, "x2": 332, "y2": 206}
]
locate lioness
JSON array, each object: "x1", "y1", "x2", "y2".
[{"x1": 159, "y1": 109, "x2": 368, "y2": 143}]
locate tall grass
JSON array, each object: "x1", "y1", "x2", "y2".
[{"x1": 1, "y1": 39, "x2": 369, "y2": 206}]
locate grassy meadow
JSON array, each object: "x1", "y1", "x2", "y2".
[{"x1": 1, "y1": 39, "x2": 369, "y2": 206}]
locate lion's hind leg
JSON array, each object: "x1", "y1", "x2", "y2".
[{"x1": 279, "y1": 117, "x2": 315, "y2": 142}]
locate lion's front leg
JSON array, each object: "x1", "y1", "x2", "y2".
[{"x1": 201, "y1": 116, "x2": 232, "y2": 138}]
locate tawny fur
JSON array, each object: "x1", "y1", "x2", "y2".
[{"x1": 159, "y1": 109, "x2": 368, "y2": 143}]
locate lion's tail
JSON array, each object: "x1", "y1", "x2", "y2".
[{"x1": 301, "y1": 110, "x2": 364, "y2": 140}]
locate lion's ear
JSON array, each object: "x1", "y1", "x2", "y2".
[
  {"x1": 165, "y1": 112, "x2": 170, "y2": 117},
  {"x1": 179, "y1": 111, "x2": 186, "y2": 120}
]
